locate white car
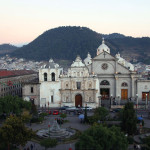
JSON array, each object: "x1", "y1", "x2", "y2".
[
  {"x1": 66, "y1": 106, "x2": 79, "y2": 111},
  {"x1": 82, "y1": 106, "x2": 93, "y2": 111}
]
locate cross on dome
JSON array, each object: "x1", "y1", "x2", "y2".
[
  {"x1": 102, "y1": 37, "x2": 105, "y2": 44},
  {"x1": 97, "y1": 38, "x2": 110, "y2": 55}
]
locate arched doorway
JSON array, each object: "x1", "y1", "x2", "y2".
[{"x1": 75, "y1": 94, "x2": 82, "y2": 107}]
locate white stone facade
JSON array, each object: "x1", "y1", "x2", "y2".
[{"x1": 36, "y1": 39, "x2": 150, "y2": 108}]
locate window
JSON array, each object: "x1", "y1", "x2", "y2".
[
  {"x1": 51, "y1": 95, "x2": 53, "y2": 103},
  {"x1": 31, "y1": 87, "x2": 33, "y2": 93},
  {"x1": 100, "y1": 80, "x2": 110, "y2": 85},
  {"x1": 121, "y1": 82, "x2": 128, "y2": 87},
  {"x1": 44, "y1": 73, "x2": 47, "y2": 81},
  {"x1": 66, "y1": 97, "x2": 69, "y2": 102},
  {"x1": 89, "y1": 97, "x2": 92, "y2": 102},
  {"x1": 66, "y1": 84, "x2": 68, "y2": 88},
  {"x1": 51, "y1": 72, "x2": 55, "y2": 81},
  {"x1": 77, "y1": 82, "x2": 81, "y2": 89},
  {"x1": 89, "y1": 82, "x2": 92, "y2": 89}
]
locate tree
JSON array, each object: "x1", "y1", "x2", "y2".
[
  {"x1": 121, "y1": 102, "x2": 137, "y2": 135},
  {"x1": 40, "y1": 138, "x2": 57, "y2": 150},
  {"x1": 0, "y1": 115, "x2": 35, "y2": 149},
  {"x1": 94, "y1": 107, "x2": 109, "y2": 121},
  {"x1": 0, "y1": 95, "x2": 31, "y2": 117},
  {"x1": 75, "y1": 125, "x2": 128, "y2": 150},
  {"x1": 84, "y1": 106, "x2": 88, "y2": 123}
]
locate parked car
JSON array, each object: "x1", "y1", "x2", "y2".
[
  {"x1": 53, "y1": 110, "x2": 59, "y2": 115},
  {"x1": 59, "y1": 106, "x2": 69, "y2": 110},
  {"x1": 81, "y1": 106, "x2": 93, "y2": 111},
  {"x1": 66, "y1": 106, "x2": 79, "y2": 112}
]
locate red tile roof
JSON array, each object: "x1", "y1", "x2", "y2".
[{"x1": 0, "y1": 70, "x2": 36, "y2": 78}]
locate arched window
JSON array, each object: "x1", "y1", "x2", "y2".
[
  {"x1": 44, "y1": 73, "x2": 47, "y2": 81},
  {"x1": 51, "y1": 72, "x2": 55, "y2": 81},
  {"x1": 121, "y1": 82, "x2": 128, "y2": 87},
  {"x1": 100, "y1": 80, "x2": 110, "y2": 85}
]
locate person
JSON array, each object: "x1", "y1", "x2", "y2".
[
  {"x1": 134, "y1": 144, "x2": 136, "y2": 149},
  {"x1": 27, "y1": 147, "x2": 30, "y2": 150},
  {"x1": 30, "y1": 144, "x2": 33, "y2": 150}
]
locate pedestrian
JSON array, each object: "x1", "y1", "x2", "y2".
[
  {"x1": 30, "y1": 143, "x2": 33, "y2": 150},
  {"x1": 133, "y1": 143, "x2": 136, "y2": 149},
  {"x1": 27, "y1": 147, "x2": 30, "y2": 150}
]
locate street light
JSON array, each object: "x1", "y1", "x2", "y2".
[
  {"x1": 110, "y1": 94, "x2": 113, "y2": 109},
  {"x1": 98, "y1": 95, "x2": 101, "y2": 107},
  {"x1": 136, "y1": 94, "x2": 138, "y2": 109},
  {"x1": 48, "y1": 101, "x2": 49, "y2": 112},
  {"x1": 118, "y1": 95, "x2": 120, "y2": 106},
  {"x1": 48, "y1": 121, "x2": 50, "y2": 137},
  {"x1": 146, "y1": 94, "x2": 148, "y2": 109}
]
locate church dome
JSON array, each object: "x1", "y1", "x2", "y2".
[
  {"x1": 97, "y1": 38, "x2": 110, "y2": 55},
  {"x1": 71, "y1": 55, "x2": 85, "y2": 67},
  {"x1": 44, "y1": 59, "x2": 59, "y2": 69}
]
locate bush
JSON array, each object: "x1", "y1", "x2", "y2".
[
  {"x1": 60, "y1": 113, "x2": 67, "y2": 119},
  {"x1": 127, "y1": 136, "x2": 134, "y2": 144},
  {"x1": 21, "y1": 111, "x2": 32, "y2": 123},
  {"x1": 31, "y1": 116, "x2": 43, "y2": 123},
  {"x1": 39, "y1": 112, "x2": 48, "y2": 118},
  {"x1": 40, "y1": 138, "x2": 57, "y2": 149}
]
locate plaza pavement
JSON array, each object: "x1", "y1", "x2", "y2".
[{"x1": 24, "y1": 113, "x2": 91, "y2": 150}]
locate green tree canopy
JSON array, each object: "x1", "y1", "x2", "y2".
[
  {"x1": 94, "y1": 107, "x2": 109, "y2": 121},
  {"x1": 121, "y1": 102, "x2": 137, "y2": 135},
  {"x1": 75, "y1": 125, "x2": 128, "y2": 150},
  {"x1": 0, "y1": 115, "x2": 35, "y2": 149},
  {"x1": 0, "y1": 95, "x2": 31, "y2": 116},
  {"x1": 88, "y1": 107, "x2": 109, "y2": 124}
]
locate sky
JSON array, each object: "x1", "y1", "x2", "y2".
[{"x1": 0, "y1": 0, "x2": 150, "y2": 46}]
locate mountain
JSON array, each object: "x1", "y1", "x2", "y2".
[
  {"x1": 0, "y1": 44, "x2": 18, "y2": 55},
  {"x1": 11, "y1": 26, "x2": 150, "y2": 64},
  {"x1": 102, "y1": 33, "x2": 126, "y2": 39}
]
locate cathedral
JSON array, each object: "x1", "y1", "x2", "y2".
[{"x1": 23, "y1": 39, "x2": 150, "y2": 108}]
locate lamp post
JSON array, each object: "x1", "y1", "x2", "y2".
[
  {"x1": 118, "y1": 95, "x2": 120, "y2": 106},
  {"x1": 45, "y1": 103, "x2": 46, "y2": 112},
  {"x1": 98, "y1": 95, "x2": 101, "y2": 107},
  {"x1": 110, "y1": 94, "x2": 113, "y2": 109},
  {"x1": 48, "y1": 101, "x2": 49, "y2": 112},
  {"x1": 136, "y1": 94, "x2": 138, "y2": 109},
  {"x1": 48, "y1": 121, "x2": 50, "y2": 138},
  {"x1": 146, "y1": 94, "x2": 148, "y2": 109}
]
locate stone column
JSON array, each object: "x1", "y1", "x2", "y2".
[
  {"x1": 115, "y1": 76, "x2": 118, "y2": 98},
  {"x1": 131, "y1": 75, "x2": 134, "y2": 98}
]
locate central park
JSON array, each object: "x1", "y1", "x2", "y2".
[{"x1": 0, "y1": 95, "x2": 150, "y2": 150}]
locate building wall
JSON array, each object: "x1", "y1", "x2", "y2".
[
  {"x1": 0, "y1": 73, "x2": 37, "y2": 98},
  {"x1": 137, "y1": 80, "x2": 150, "y2": 101},
  {"x1": 22, "y1": 83, "x2": 40, "y2": 106}
]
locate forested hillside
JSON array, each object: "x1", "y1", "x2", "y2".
[
  {"x1": 0, "y1": 44, "x2": 18, "y2": 55},
  {"x1": 11, "y1": 26, "x2": 150, "y2": 64}
]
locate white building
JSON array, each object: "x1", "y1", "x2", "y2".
[{"x1": 23, "y1": 39, "x2": 150, "y2": 108}]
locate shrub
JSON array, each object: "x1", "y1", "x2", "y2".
[
  {"x1": 127, "y1": 136, "x2": 134, "y2": 144},
  {"x1": 60, "y1": 113, "x2": 67, "y2": 119},
  {"x1": 40, "y1": 138, "x2": 57, "y2": 149}
]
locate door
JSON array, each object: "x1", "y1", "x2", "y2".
[
  {"x1": 121, "y1": 89, "x2": 128, "y2": 100},
  {"x1": 100, "y1": 88, "x2": 109, "y2": 100},
  {"x1": 142, "y1": 92, "x2": 149, "y2": 100},
  {"x1": 75, "y1": 94, "x2": 82, "y2": 107}
]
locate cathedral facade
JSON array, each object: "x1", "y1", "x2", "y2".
[{"x1": 24, "y1": 39, "x2": 150, "y2": 108}]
